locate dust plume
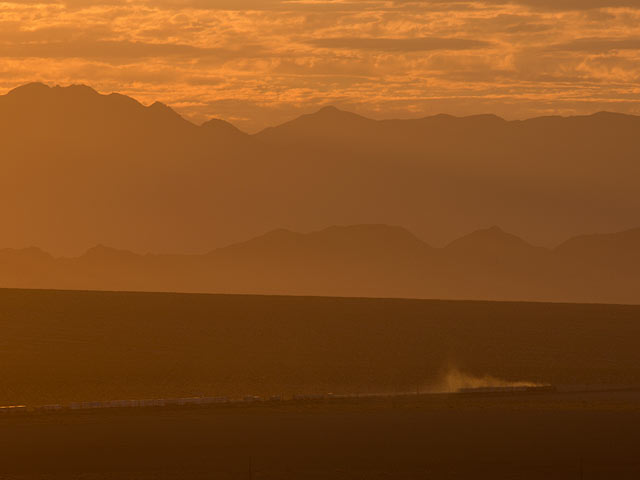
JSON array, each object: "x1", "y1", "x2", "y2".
[{"x1": 426, "y1": 367, "x2": 546, "y2": 394}]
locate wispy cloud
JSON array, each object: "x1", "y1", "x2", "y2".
[
  {"x1": 306, "y1": 36, "x2": 492, "y2": 51},
  {"x1": 549, "y1": 37, "x2": 640, "y2": 52}
]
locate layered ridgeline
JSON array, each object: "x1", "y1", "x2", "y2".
[
  {"x1": 2, "y1": 224, "x2": 639, "y2": 304},
  {"x1": 2, "y1": 83, "x2": 640, "y2": 257}
]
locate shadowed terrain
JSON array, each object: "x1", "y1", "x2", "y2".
[
  {"x1": 2, "y1": 394, "x2": 640, "y2": 479},
  {"x1": 2, "y1": 288, "x2": 640, "y2": 407},
  {"x1": 2, "y1": 288, "x2": 640, "y2": 478}
]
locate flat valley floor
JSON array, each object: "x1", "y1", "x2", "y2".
[
  {"x1": 2, "y1": 390, "x2": 640, "y2": 480},
  {"x1": 2, "y1": 288, "x2": 640, "y2": 479}
]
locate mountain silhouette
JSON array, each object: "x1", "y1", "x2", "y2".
[
  {"x1": 1, "y1": 224, "x2": 639, "y2": 305},
  {"x1": 552, "y1": 228, "x2": 640, "y2": 302},
  {"x1": 201, "y1": 118, "x2": 248, "y2": 139},
  {"x1": 218, "y1": 225, "x2": 427, "y2": 256},
  {"x1": 1, "y1": 82, "x2": 241, "y2": 143},
  {"x1": 255, "y1": 106, "x2": 378, "y2": 146},
  {"x1": 556, "y1": 227, "x2": 640, "y2": 259},
  {"x1": 445, "y1": 226, "x2": 536, "y2": 254},
  {"x1": 2, "y1": 82, "x2": 640, "y2": 258}
]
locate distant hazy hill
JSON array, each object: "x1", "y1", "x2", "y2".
[
  {"x1": 2, "y1": 83, "x2": 640, "y2": 256},
  {"x1": 1, "y1": 224, "x2": 639, "y2": 304}
]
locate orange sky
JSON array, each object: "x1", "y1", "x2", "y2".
[{"x1": 2, "y1": 0, "x2": 640, "y2": 132}]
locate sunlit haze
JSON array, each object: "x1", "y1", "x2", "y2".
[{"x1": 3, "y1": 4, "x2": 640, "y2": 479}]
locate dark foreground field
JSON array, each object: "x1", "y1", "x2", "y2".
[
  {"x1": 2, "y1": 288, "x2": 640, "y2": 405},
  {"x1": 2, "y1": 391, "x2": 640, "y2": 479},
  {"x1": 3, "y1": 288, "x2": 640, "y2": 479}
]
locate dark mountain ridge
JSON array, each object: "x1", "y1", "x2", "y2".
[{"x1": 0, "y1": 82, "x2": 239, "y2": 142}]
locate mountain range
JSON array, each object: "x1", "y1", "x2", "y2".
[
  {"x1": 2, "y1": 82, "x2": 640, "y2": 258},
  {"x1": 1, "y1": 224, "x2": 639, "y2": 305}
]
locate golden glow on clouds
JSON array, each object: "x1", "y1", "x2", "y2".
[{"x1": 1, "y1": 0, "x2": 640, "y2": 131}]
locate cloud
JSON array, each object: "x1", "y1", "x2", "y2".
[
  {"x1": 549, "y1": 37, "x2": 640, "y2": 52},
  {"x1": 0, "y1": 39, "x2": 269, "y2": 61},
  {"x1": 0, "y1": 40, "x2": 206, "y2": 59},
  {"x1": 501, "y1": 0, "x2": 640, "y2": 10},
  {"x1": 7, "y1": 0, "x2": 640, "y2": 11},
  {"x1": 306, "y1": 36, "x2": 492, "y2": 51},
  {"x1": 395, "y1": 0, "x2": 640, "y2": 11}
]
